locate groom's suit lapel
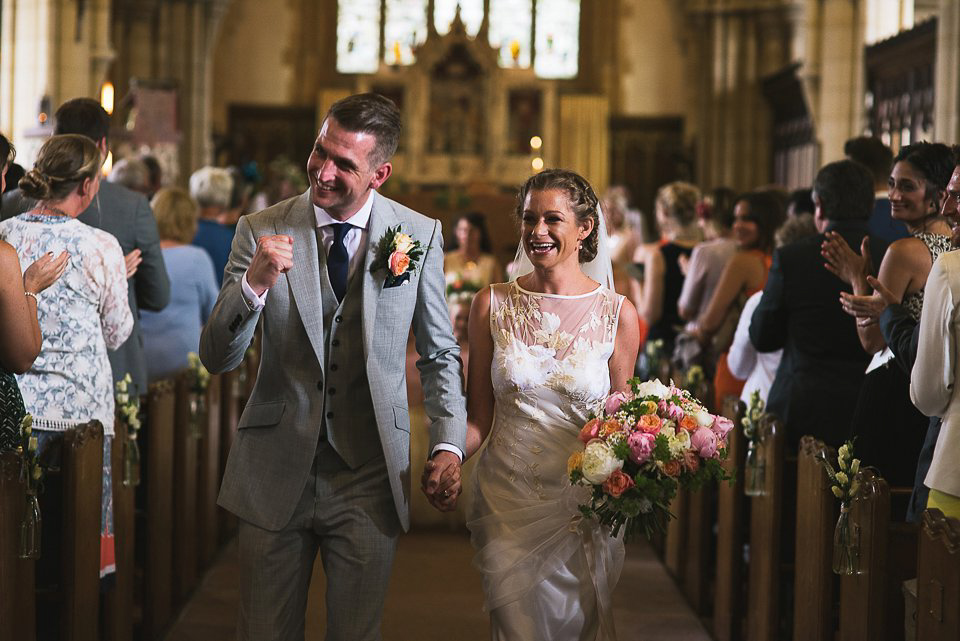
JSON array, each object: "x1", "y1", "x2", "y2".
[
  {"x1": 278, "y1": 191, "x2": 326, "y2": 368},
  {"x1": 362, "y1": 192, "x2": 400, "y2": 360}
]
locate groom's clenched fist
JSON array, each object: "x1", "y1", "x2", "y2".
[{"x1": 248, "y1": 235, "x2": 294, "y2": 295}]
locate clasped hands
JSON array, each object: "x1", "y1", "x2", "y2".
[
  {"x1": 821, "y1": 232, "x2": 900, "y2": 327},
  {"x1": 421, "y1": 450, "x2": 462, "y2": 512}
]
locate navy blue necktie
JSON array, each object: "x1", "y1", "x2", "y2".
[{"x1": 328, "y1": 223, "x2": 350, "y2": 303}]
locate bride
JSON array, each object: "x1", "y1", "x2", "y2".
[{"x1": 461, "y1": 169, "x2": 639, "y2": 640}]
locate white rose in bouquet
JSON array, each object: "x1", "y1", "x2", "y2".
[
  {"x1": 581, "y1": 440, "x2": 624, "y2": 484},
  {"x1": 636, "y1": 379, "x2": 670, "y2": 399}
]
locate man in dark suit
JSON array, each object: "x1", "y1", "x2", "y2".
[
  {"x1": 2, "y1": 98, "x2": 170, "y2": 396},
  {"x1": 750, "y1": 160, "x2": 885, "y2": 448}
]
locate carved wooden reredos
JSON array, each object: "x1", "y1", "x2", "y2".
[{"x1": 354, "y1": 13, "x2": 558, "y2": 189}]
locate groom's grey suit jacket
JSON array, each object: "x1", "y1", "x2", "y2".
[{"x1": 199, "y1": 190, "x2": 466, "y2": 532}]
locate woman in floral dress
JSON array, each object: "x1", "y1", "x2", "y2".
[
  {"x1": 462, "y1": 169, "x2": 640, "y2": 640},
  {"x1": 0, "y1": 134, "x2": 133, "y2": 579}
]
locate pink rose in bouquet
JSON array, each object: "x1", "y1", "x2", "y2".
[
  {"x1": 627, "y1": 431, "x2": 656, "y2": 464},
  {"x1": 603, "y1": 469, "x2": 635, "y2": 498},
  {"x1": 691, "y1": 426, "x2": 719, "y2": 458},
  {"x1": 605, "y1": 391, "x2": 630, "y2": 415},
  {"x1": 712, "y1": 416, "x2": 734, "y2": 439}
]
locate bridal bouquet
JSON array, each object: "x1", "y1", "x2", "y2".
[{"x1": 568, "y1": 378, "x2": 733, "y2": 539}]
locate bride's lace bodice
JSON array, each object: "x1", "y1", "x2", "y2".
[
  {"x1": 485, "y1": 281, "x2": 624, "y2": 499},
  {"x1": 491, "y1": 281, "x2": 621, "y2": 411}
]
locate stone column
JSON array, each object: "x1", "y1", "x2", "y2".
[
  {"x1": 0, "y1": 0, "x2": 114, "y2": 163},
  {"x1": 934, "y1": 0, "x2": 960, "y2": 142}
]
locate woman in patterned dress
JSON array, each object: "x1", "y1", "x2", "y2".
[
  {"x1": 0, "y1": 133, "x2": 68, "y2": 450},
  {"x1": 462, "y1": 169, "x2": 640, "y2": 640},
  {"x1": 0, "y1": 134, "x2": 133, "y2": 579},
  {"x1": 823, "y1": 141, "x2": 955, "y2": 490}
]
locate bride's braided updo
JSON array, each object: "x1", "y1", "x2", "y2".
[{"x1": 515, "y1": 169, "x2": 601, "y2": 263}]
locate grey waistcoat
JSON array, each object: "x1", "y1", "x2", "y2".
[{"x1": 317, "y1": 236, "x2": 381, "y2": 469}]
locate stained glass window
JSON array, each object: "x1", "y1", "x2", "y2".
[
  {"x1": 433, "y1": 0, "x2": 484, "y2": 36},
  {"x1": 488, "y1": 0, "x2": 532, "y2": 69},
  {"x1": 384, "y1": 0, "x2": 428, "y2": 66},
  {"x1": 336, "y1": 0, "x2": 381, "y2": 74},
  {"x1": 534, "y1": 0, "x2": 580, "y2": 78}
]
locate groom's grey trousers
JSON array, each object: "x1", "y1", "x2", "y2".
[{"x1": 239, "y1": 248, "x2": 399, "y2": 641}]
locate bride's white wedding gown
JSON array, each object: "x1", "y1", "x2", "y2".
[{"x1": 468, "y1": 281, "x2": 626, "y2": 641}]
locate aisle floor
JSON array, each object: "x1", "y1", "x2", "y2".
[{"x1": 165, "y1": 529, "x2": 711, "y2": 641}]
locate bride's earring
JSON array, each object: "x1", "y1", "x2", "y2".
[{"x1": 577, "y1": 238, "x2": 583, "y2": 251}]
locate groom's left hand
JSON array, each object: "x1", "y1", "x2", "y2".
[{"x1": 421, "y1": 451, "x2": 461, "y2": 512}]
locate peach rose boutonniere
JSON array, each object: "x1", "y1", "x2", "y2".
[{"x1": 370, "y1": 226, "x2": 424, "y2": 287}]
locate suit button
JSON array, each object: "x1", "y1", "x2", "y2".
[
  {"x1": 335, "y1": 315, "x2": 343, "y2": 323},
  {"x1": 330, "y1": 363, "x2": 338, "y2": 372},
  {"x1": 326, "y1": 411, "x2": 333, "y2": 419},
  {"x1": 328, "y1": 388, "x2": 336, "y2": 396},
  {"x1": 331, "y1": 339, "x2": 340, "y2": 347},
  {"x1": 316, "y1": 381, "x2": 322, "y2": 390}
]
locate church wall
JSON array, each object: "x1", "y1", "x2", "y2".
[
  {"x1": 615, "y1": 0, "x2": 687, "y2": 118},
  {"x1": 211, "y1": 0, "x2": 297, "y2": 135}
]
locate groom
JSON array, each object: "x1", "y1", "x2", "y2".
[{"x1": 199, "y1": 93, "x2": 466, "y2": 640}]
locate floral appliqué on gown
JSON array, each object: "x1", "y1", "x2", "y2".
[{"x1": 468, "y1": 281, "x2": 626, "y2": 641}]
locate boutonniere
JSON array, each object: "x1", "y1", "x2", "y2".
[{"x1": 370, "y1": 226, "x2": 424, "y2": 287}]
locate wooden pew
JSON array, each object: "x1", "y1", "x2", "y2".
[
  {"x1": 219, "y1": 369, "x2": 241, "y2": 541},
  {"x1": 196, "y1": 373, "x2": 222, "y2": 569},
  {"x1": 917, "y1": 509, "x2": 960, "y2": 641},
  {"x1": 36, "y1": 421, "x2": 104, "y2": 641},
  {"x1": 172, "y1": 374, "x2": 199, "y2": 604},
  {"x1": 103, "y1": 414, "x2": 135, "y2": 641},
  {"x1": 792, "y1": 436, "x2": 836, "y2": 641},
  {"x1": 664, "y1": 489, "x2": 688, "y2": 580},
  {"x1": 713, "y1": 399, "x2": 747, "y2": 641},
  {"x1": 0, "y1": 451, "x2": 35, "y2": 641},
  {"x1": 746, "y1": 414, "x2": 785, "y2": 641},
  {"x1": 139, "y1": 381, "x2": 175, "y2": 640},
  {"x1": 838, "y1": 470, "x2": 918, "y2": 641}
]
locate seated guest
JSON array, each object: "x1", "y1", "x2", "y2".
[
  {"x1": 444, "y1": 211, "x2": 502, "y2": 290},
  {"x1": 727, "y1": 214, "x2": 818, "y2": 405},
  {"x1": 221, "y1": 166, "x2": 253, "y2": 228},
  {"x1": 0, "y1": 133, "x2": 133, "y2": 580},
  {"x1": 786, "y1": 188, "x2": 815, "y2": 218},
  {"x1": 845, "y1": 136, "x2": 909, "y2": 243},
  {"x1": 190, "y1": 166, "x2": 235, "y2": 285},
  {"x1": 691, "y1": 191, "x2": 784, "y2": 408},
  {"x1": 140, "y1": 188, "x2": 219, "y2": 382},
  {"x1": 138, "y1": 154, "x2": 163, "y2": 199},
  {"x1": 0, "y1": 134, "x2": 68, "y2": 450},
  {"x1": 634, "y1": 181, "x2": 701, "y2": 354},
  {"x1": 750, "y1": 160, "x2": 884, "y2": 447}
]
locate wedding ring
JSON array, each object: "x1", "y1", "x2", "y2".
[{"x1": 442, "y1": 490, "x2": 450, "y2": 498}]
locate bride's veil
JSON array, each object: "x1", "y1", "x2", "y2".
[{"x1": 509, "y1": 200, "x2": 615, "y2": 291}]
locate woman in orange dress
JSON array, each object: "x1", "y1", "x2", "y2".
[{"x1": 690, "y1": 191, "x2": 785, "y2": 409}]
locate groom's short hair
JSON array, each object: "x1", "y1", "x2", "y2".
[{"x1": 325, "y1": 93, "x2": 402, "y2": 168}]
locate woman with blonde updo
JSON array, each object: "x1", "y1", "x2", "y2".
[
  {"x1": 633, "y1": 181, "x2": 702, "y2": 352},
  {"x1": 0, "y1": 133, "x2": 133, "y2": 580}
]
